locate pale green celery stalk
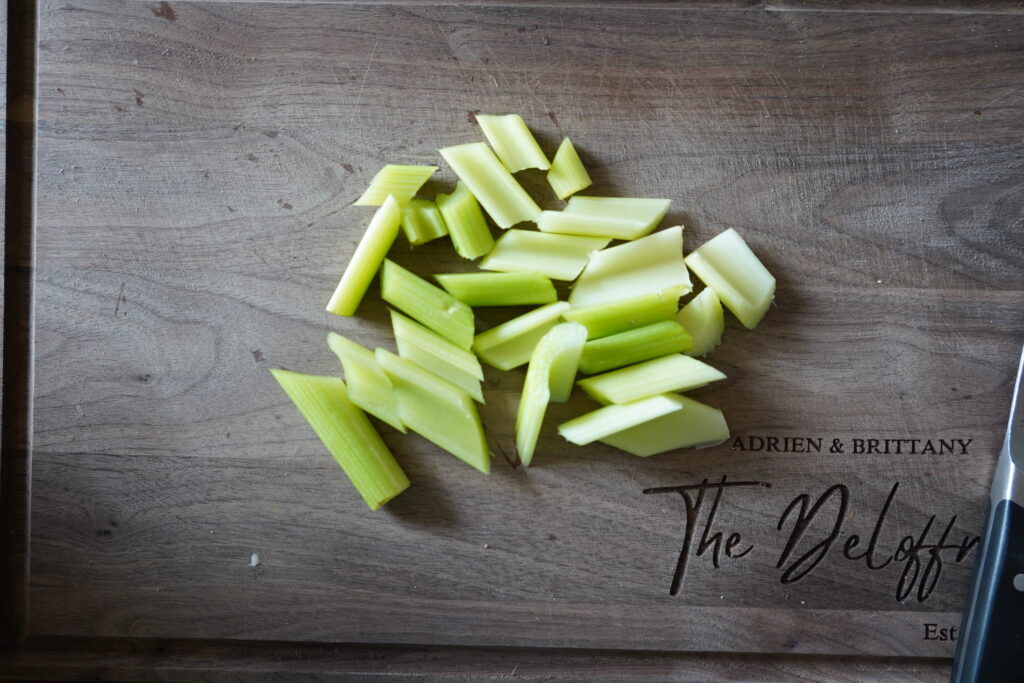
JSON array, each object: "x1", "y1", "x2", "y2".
[
  {"x1": 563, "y1": 288, "x2": 684, "y2": 340},
  {"x1": 600, "y1": 394, "x2": 729, "y2": 456},
  {"x1": 439, "y1": 142, "x2": 541, "y2": 229},
  {"x1": 546, "y1": 138, "x2": 592, "y2": 200},
  {"x1": 565, "y1": 196, "x2": 670, "y2": 234},
  {"x1": 380, "y1": 259, "x2": 475, "y2": 350},
  {"x1": 480, "y1": 230, "x2": 610, "y2": 281},
  {"x1": 577, "y1": 353, "x2": 726, "y2": 405},
  {"x1": 326, "y1": 332, "x2": 406, "y2": 433},
  {"x1": 375, "y1": 349, "x2": 490, "y2": 474},
  {"x1": 515, "y1": 322, "x2": 587, "y2": 466},
  {"x1": 401, "y1": 198, "x2": 448, "y2": 246},
  {"x1": 676, "y1": 287, "x2": 724, "y2": 357},
  {"x1": 435, "y1": 272, "x2": 556, "y2": 307},
  {"x1": 354, "y1": 165, "x2": 437, "y2": 206},
  {"x1": 476, "y1": 114, "x2": 550, "y2": 172},
  {"x1": 390, "y1": 309, "x2": 485, "y2": 403},
  {"x1": 327, "y1": 195, "x2": 403, "y2": 317},
  {"x1": 270, "y1": 369, "x2": 409, "y2": 510},
  {"x1": 537, "y1": 211, "x2": 650, "y2": 241},
  {"x1": 570, "y1": 225, "x2": 691, "y2": 307},
  {"x1": 578, "y1": 321, "x2": 693, "y2": 375},
  {"x1": 684, "y1": 228, "x2": 776, "y2": 330},
  {"x1": 473, "y1": 301, "x2": 571, "y2": 371},
  {"x1": 436, "y1": 182, "x2": 494, "y2": 259},
  {"x1": 558, "y1": 394, "x2": 684, "y2": 446}
]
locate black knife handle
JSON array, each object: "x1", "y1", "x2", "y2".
[{"x1": 952, "y1": 498, "x2": 1024, "y2": 683}]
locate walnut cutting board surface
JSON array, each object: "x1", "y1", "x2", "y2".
[{"x1": 24, "y1": 0, "x2": 1024, "y2": 659}]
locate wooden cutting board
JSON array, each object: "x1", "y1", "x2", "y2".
[{"x1": 24, "y1": 0, "x2": 1024, "y2": 659}]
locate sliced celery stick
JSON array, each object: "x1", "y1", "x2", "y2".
[
  {"x1": 375, "y1": 349, "x2": 490, "y2": 474},
  {"x1": 537, "y1": 210, "x2": 649, "y2": 241},
  {"x1": 354, "y1": 165, "x2": 437, "y2": 206},
  {"x1": 578, "y1": 321, "x2": 693, "y2": 375},
  {"x1": 547, "y1": 138, "x2": 592, "y2": 200},
  {"x1": 516, "y1": 322, "x2": 587, "y2": 466},
  {"x1": 327, "y1": 332, "x2": 405, "y2": 433},
  {"x1": 270, "y1": 369, "x2": 409, "y2": 510},
  {"x1": 435, "y1": 272, "x2": 556, "y2": 307},
  {"x1": 436, "y1": 181, "x2": 495, "y2": 259},
  {"x1": 380, "y1": 259, "x2": 475, "y2": 350},
  {"x1": 326, "y1": 195, "x2": 402, "y2": 317},
  {"x1": 401, "y1": 198, "x2": 448, "y2": 246},
  {"x1": 476, "y1": 114, "x2": 550, "y2": 172},
  {"x1": 390, "y1": 309, "x2": 484, "y2": 403},
  {"x1": 676, "y1": 287, "x2": 724, "y2": 357},
  {"x1": 439, "y1": 142, "x2": 541, "y2": 229},
  {"x1": 473, "y1": 301, "x2": 571, "y2": 371},
  {"x1": 558, "y1": 394, "x2": 684, "y2": 446},
  {"x1": 577, "y1": 353, "x2": 726, "y2": 405},
  {"x1": 563, "y1": 287, "x2": 684, "y2": 340},
  {"x1": 480, "y1": 230, "x2": 610, "y2": 281},
  {"x1": 569, "y1": 225, "x2": 691, "y2": 307},
  {"x1": 600, "y1": 394, "x2": 729, "y2": 456},
  {"x1": 565, "y1": 196, "x2": 670, "y2": 236},
  {"x1": 684, "y1": 228, "x2": 776, "y2": 330}
]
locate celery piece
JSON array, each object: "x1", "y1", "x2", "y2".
[
  {"x1": 577, "y1": 353, "x2": 726, "y2": 405},
  {"x1": 564, "y1": 196, "x2": 670, "y2": 237},
  {"x1": 563, "y1": 288, "x2": 684, "y2": 340},
  {"x1": 271, "y1": 369, "x2": 409, "y2": 510},
  {"x1": 390, "y1": 309, "x2": 485, "y2": 403},
  {"x1": 435, "y1": 272, "x2": 556, "y2": 307},
  {"x1": 326, "y1": 195, "x2": 402, "y2": 317},
  {"x1": 439, "y1": 142, "x2": 541, "y2": 228},
  {"x1": 570, "y1": 226, "x2": 691, "y2": 307},
  {"x1": 546, "y1": 138, "x2": 592, "y2": 200},
  {"x1": 436, "y1": 181, "x2": 495, "y2": 260},
  {"x1": 375, "y1": 349, "x2": 490, "y2": 474},
  {"x1": 516, "y1": 322, "x2": 587, "y2": 466},
  {"x1": 354, "y1": 165, "x2": 437, "y2": 206},
  {"x1": 480, "y1": 230, "x2": 610, "y2": 281},
  {"x1": 578, "y1": 321, "x2": 693, "y2": 375},
  {"x1": 537, "y1": 210, "x2": 649, "y2": 241},
  {"x1": 684, "y1": 228, "x2": 776, "y2": 330},
  {"x1": 476, "y1": 114, "x2": 550, "y2": 172},
  {"x1": 473, "y1": 301, "x2": 571, "y2": 371},
  {"x1": 676, "y1": 287, "x2": 725, "y2": 357},
  {"x1": 558, "y1": 394, "x2": 684, "y2": 446},
  {"x1": 600, "y1": 394, "x2": 729, "y2": 456},
  {"x1": 380, "y1": 259, "x2": 475, "y2": 350},
  {"x1": 327, "y1": 332, "x2": 406, "y2": 433},
  {"x1": 401, "y1": 198, "x2": 448, "y2": 246}
]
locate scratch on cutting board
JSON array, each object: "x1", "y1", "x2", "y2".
[
  {"x1": 114, "y1": 282, "x2": 126, "y2": 316},
  {"x1": 351, "y1": 39, "x2": 380, "y2": 119}
]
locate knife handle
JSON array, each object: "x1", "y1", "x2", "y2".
[{"x1": 951, "y1": 498, "x2": 1024, "y2": 683}]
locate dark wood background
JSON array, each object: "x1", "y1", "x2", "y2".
[{"x1": 3, "y1": 0, "x2": 1024, "y2": 679}]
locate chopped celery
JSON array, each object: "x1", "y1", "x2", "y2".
[
  {"x1": 380, "y1": 259, "x2": 475, "y2": 350},
  {"x1": 375, "y1": 349, "x2": 490, "y2": 473},
  {"x1": 600, "y1": 394, "x2": 729, "y2": 456},
  {"x1": 354, "y1": 165, "x2": 437, "y2": 206},
  {"x1": 435, "y1": 272, "x2": 556, "y2": 307},
  {"x1": 271, "y1": 369, "x2": 410, "y2": 510},
  {"x1": 578, "y1": 321, "x2": 693, "y2": 375},
  {"x1": 476, "y1": 114, "x2": 550, "y2": 172},
  {"x1": 390, "y1": 309, "x2": 484, "y2": 403},
  {"x1": 684, "y1": 228, "x2": 775, "y2": 330},
  {"x1": 436, "y1": 181, "x2": 495, "y2": 259},
  {"x1": 558, "y1": 394, "x2": 684, "y2": 446},
  {"x1": 577, "y1": 353, "x2": 726, "y2": 405},
  {"x1": 564, "y1": 196, "x2": 670, "y2": 237},
  {"x1": 439, "y1": 142, "x2": 541, "y2": 228},
  {"x1": 401, "y1": 198, "x2": 448, "y2": 246},
  {"x1": 326, "y1": 195, "x2": 402, "y2": 317},
  {"x1": 473, "y1": 301, "x2": 571, "y2": 371},
  {"x1": 546, "y1": 138, "x2": 592, "y2": 200},
  {"x1": 537, "y1": 210, "x2": 650, "y2": 241},
  {"x1": 480, "y1": 230, "x2": 610, "y2": 281},
  {"x1": 516, "y1": 322, "x2": 587, "y2": 466},
  {"x1": 327, "y1": 332, "x2": 405, "y2": 433},
  {"x1": 563, "y1": 288, "x2": 684, "y2": 340},
  {"x1": 676, "y1": 287, "x2": 724, "y2": 357}
]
